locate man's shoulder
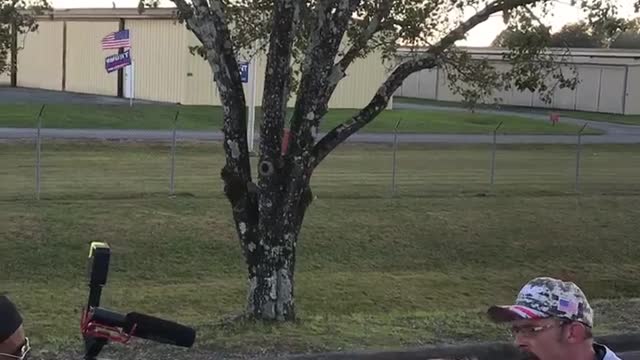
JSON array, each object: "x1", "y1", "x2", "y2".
[{"x1": 595, "y1": 343, "x2": 623, "y2": 360}]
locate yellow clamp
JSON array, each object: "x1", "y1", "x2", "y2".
[{"x1": 88, "y1": 241, "x2": 110, "y2": 258}]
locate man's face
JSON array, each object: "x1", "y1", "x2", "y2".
[
  {"x1": 0, "y1": 325, "x2": 28, "y2": 360},
  {"x1": 510, "y1": 318, "x2": 572, "y2": 360}
]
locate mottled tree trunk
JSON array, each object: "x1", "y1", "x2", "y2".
[
  {"x1": 245, "y1": 221, "x2": 299, "y2": 321},
  {"x1": 231, "y1": 168, "x2": 313, "y2": 321},
  {"x1": 168, "y1": 0, "x2": 525, "y2": 323}
]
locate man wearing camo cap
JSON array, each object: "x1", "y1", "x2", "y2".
[
  {"x1": 0, "y1": 295, "x2": 30, "y2": 360},
  {"x1": 487, "y1": 277, "x2": 621, "y2": 360}
]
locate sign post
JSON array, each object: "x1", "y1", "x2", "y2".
[
  {"x1": 490, "y1": 121, "x2": 503, "y2": 190},
  {"x1": 575, "y1": 123, "x2": 588, "y2": 193},
  {"x1": 129, "y1": 61, "x2": 135, "y2": 107},
  {"x1": 240, "y1": 60, "x2": 257, "y2": 153},
  {"x1": 250, "y1": 58, "x2": 257, "y2": 154},
  {"x1": 391, "y1": 119, "x2": 402, "y2": 197}
]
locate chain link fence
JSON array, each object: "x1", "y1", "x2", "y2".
[{"x1": 2, "y1": 120, "x2": 640, "y2": 201}]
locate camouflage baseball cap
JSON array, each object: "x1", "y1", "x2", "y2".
[{"x1": 487, "y1": 277, "x2": 593, "y2": 327}]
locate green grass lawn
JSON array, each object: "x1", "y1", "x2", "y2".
[
  {"x1": 0, "y1": 103, "x2": 600, "y2": 134},
  {"x1": 2, "y1": 142, "x2": 640, "y2": 354},
  {"x1": 396, "y1": 96, "x2": 640, "y2": 126}
]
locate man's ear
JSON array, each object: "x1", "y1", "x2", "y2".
[{"x1": 564, "y1": 322, "x2": 589, "y2": 343}]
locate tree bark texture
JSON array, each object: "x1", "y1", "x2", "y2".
[
  {"x1": 251, "y1": 0, "x2": 303, "y2": 321},
  {"x1": 170, "y1": 0, "x2": 544, "y2": 322}
]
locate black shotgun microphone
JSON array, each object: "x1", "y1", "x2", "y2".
[
  {"x1": 124, "y1": 312, "x2": 196, "y2": 348},
  {"x1": 91, "y1": 307, "x2": 126, "y2": 328},
  {"x1": 82, "y1": 242, "x2": 197, "y2": 360}
]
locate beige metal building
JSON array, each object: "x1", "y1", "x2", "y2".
[
  {"x1": 10, "y1": 8, "x2": 391, "y2": 109},
  {"x1": 395, "y1": 47, "x2": 640, "y2": 115},
  {"x1": 15, "y1": 9, "x2": 639, "y2": 114}
]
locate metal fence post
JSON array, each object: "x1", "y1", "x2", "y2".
[
  {"x1": 575, "y1": 123, "x2": 588, "y2": 193},
  {"x1": 169, "y1": 110, "x2": 179, "y2": 197},
  {"x1": 35, "y1": 105, "x2": 45, "y2": 200},
  {"x1": 391, "y1": 119, "x2": 402, "y2": 197},
  {"x1": 490, "y1": 121, "x2": 503, "y2": 190}
]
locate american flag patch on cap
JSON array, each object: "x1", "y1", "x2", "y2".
[{"x1": 558, "y1": 298, "x2": 578, "y2": 315}]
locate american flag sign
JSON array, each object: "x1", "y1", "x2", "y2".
[{"x1": 101, "y1": 29, "x2": 131, "y2": 50}]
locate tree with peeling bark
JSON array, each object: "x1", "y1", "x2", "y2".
[{"x1": 138, "y1": 0, "x2": 630, "y2": 321}]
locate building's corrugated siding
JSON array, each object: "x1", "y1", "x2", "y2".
[
  {"x1": 552, "y1": 66, "x2": 579, "y2": 110},
  {"x1": 436, "y1": 69, "x2": 463, "y2": 103},
  {"x1": 575, "y1": 66, "x2": 602, "y2": 112},
  {"x1": 17, "y1": 21, "x2": 64, "y2": 90},
  {"x1": 532, "y1": 77, "x2": 554, "y2": 109},
  {"x1": 399, "y1": 72, "x2": 420, "y2": 101},
  {"x1": 625, "y1": 66, "x2": 640, "y2": 115},
  {"x1": 127, "y1": 19, "x2": 187, "y2": 103},
  {"x1": 328, "y1": 52, "x2": 389, "y2": 109},
  {"x1": 598, "y1": 67, "x2": 626, "y2": 114},
  {"x1": 240, "y1": 56, "x2": 264, "y2": 109},
  {"x1": 183, "y1": 31, "x2": 219, "y2": 106},
  {"x1": 491, "y1": 62, "x2": 514, "y2": 105},
  {"x1": 417, "y1": 68, "x2": 438, "y2": 99},
  {"x1": 397, "y1": 60, "x2": 632, "y2": 114},
  {"x1": 183, "y1": 32, "x2": 267, "y2": 108},
  {"x1": 65, "y1": 21, "x2": 119, "y2": 96},
  {"x1": 182, "y1": 33, "x2": 390, "y2": 110},
  {"x1": 510, "y1": 88, "x2": 534, "y2": 107}
]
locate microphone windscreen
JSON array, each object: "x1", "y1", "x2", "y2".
[
  {"x1": 124, "y1": 312, "x2": 195, "y2": 348},
  {"x1": 91, "y1": 307, "x2": 126, "y2": 328}
]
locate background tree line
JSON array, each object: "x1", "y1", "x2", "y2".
[{"x1": 492, "y1": 17, "x2": 640, "y2": 49}]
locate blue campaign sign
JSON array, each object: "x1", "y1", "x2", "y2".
[
  {"x1": 239, "y1": 62, "x2": 249, "y2": 83},
  {"x1": 105, "y1": 50, "x2": 132, "y2": 73}
]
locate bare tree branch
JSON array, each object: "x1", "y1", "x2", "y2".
[
  {"x1": 259, "y1": 0, "x2": 300, "y2": 162},
  {"x1": 319, "y1": 0, "x2": 394, "y2": 107},
  {"x1": 311, "y1": 0, "x2": 540, "y2": 167},
  {"x1": 288, "y1": 0, "x2": 361, "y2": 154}
]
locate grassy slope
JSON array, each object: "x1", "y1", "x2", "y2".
[
  {"x1": 396, "y1": 96, "x2": 640, "y2": 126},
  {"x1": 3, "y1": 197, "x2": 640, "y2": 353},
  {"x1": 1, "y1": 142, "x2": 640, "y2": 353},
  {"x1": 0, "y1": 103, "x2": 599, "y2": 134}
]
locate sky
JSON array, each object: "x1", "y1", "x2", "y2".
[{"x1": 51, "y1": 0, "x2": 637, "y2": 47}]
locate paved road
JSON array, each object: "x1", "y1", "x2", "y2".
[
  {"x1": 395, "y1": 102, "x2": 640, "y2": 136},
  {"x1": 0, "y1": 86, "x2": 161, "y2": 105},
  {"x1": 3, "y1": 127, "x2": 640, "y2": 144}
]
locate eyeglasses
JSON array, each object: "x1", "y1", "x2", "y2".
[
  {"x1": 0, "y1": 338, "x2": 30, "y2": 360},
  {"x1": 509, "y1": 322, "x2": 569, "y2": 338}
]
